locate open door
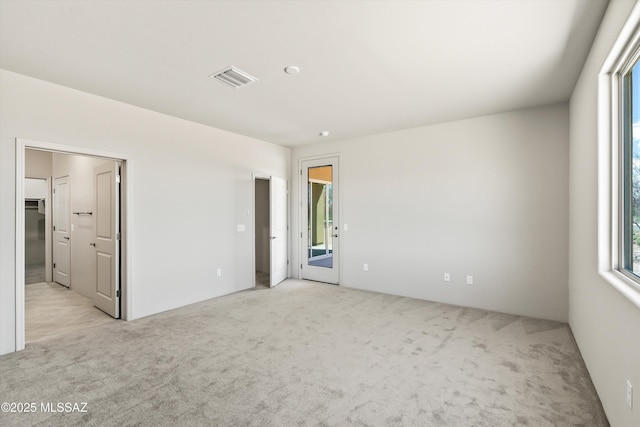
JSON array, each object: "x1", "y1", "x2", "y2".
[
  {"x1": 53, "y1": 175, "x2": 71, "y2": 288},
  {"x1": 92, "y1": 162, "x2": 120, "y2": 318},
  {"x1": 270, "y1": 176, "x2": 288, "y2": 287}
]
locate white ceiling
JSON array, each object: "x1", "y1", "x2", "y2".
[{"x1": 0, "y1": 0, "x2": 608, "y2": 147}]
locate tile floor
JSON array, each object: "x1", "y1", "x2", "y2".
[
  {"x1": 25, "y1": 282, "x2": 115, "y2": 344},
  {"x1": 255, "y1": 271, "x2": 269, "y2": 289},
  {"x1": 25, "y1": 263, "x2": 46, "y2": 285}
]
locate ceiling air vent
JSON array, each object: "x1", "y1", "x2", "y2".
[{"x1": 209, "y1": 66, "x2": 259, "y2": 88}]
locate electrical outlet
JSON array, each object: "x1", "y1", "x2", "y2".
[
  {"x1": 466, "y1": 275, "x2": 473, "y2": 285},
  {"x1": 627, "y1": 380, "x2": 633, "y2": 409},
  {"x1": 363, "y1": 264, "x2": 369, "y2": 272},
  {"x1": 444, "y1": 273, "x2": 450, "y2": 282},
  {"x1": 217, "y1": 268, "x2": 222, "y2": 277}
]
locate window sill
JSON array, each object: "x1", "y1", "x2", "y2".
[{"x1": 598, "y1": 269, "x2": 640, "y2": 309}]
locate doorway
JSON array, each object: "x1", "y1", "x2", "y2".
[
  {"x1": 16, "y1": 139, "x2": 129, "y2": 351},
  {"x1": 253, "y1": 175, "x2": 288, "y2": 288},
  {"x1": 24, "y1": 177, "x2": 50, "y2": 285},
  {"x1": 254, "y1": 178, "x2": 270, "y2": 288},
  {"x1": 301, "y1": 157, "x2": 340, "y2": 284}
]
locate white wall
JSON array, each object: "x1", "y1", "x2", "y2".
[
  {"x1": 25, "y1": 149, "x2": 52, "y2": 178},
  {"x1": 291, "y1": 103, "x2": 570, "y2": 322},
  {"x1": 0, "y1": 70, "x2": 290, "y2": 355},
  {"x1": 569, "y1": 1, "x2": 640, "y2": 426}
]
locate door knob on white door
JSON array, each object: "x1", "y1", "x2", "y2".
[{"x1": 90, "y1": 242, "x2": 96, "y2": 246}]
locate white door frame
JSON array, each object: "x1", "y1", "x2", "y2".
[
  {"x1": 299, "y1": 154, "x2": 341, "y2": 285},
  {"x1": 15, "y1": 138, "x2": 132, "y2": 351}
]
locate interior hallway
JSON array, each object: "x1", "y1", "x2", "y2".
[
  {"x1": 25, "y1": 263, "x2": 45, "y2": 285},
  {"x1": 26, "y1": 282, "x2": 114, "y2": 344}
]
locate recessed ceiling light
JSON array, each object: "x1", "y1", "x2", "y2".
[
  {"x1": 284, "y1": 65, "x2": 300, "y2": 74},
  {"x1": 319, "y1": 131, "x2": 330, "y2": 137}
]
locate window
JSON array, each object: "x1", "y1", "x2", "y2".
[
  {"x1": 621, "y1": 56, "x2": 640, "y2": 277},
  {"x1": 599, "y1": 5, "x2": 640, "y2": 308}
]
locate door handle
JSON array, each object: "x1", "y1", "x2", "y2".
[
  {"x1": 90, "y1": 242, "x2": 96, "y2": 247},
  {"x1": 270, "y1": 236, "x2": 276, "y2": 240},
  {"x1": 63, "y1": 236, "x2": 70, "y2": 240}
]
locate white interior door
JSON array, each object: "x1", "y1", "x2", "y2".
[
  {"x1": 92, "y1": 162, "x2": 120, "y2": 318},
  {"x1": 270, "y1": 176, "x2": 288, "y2": 287},
  {"x1": 53, "y1": 175, "x2": 70, "y2": 288},
  {"x1": 301, "y1": 157, "x2": 339, "y2": 284}
]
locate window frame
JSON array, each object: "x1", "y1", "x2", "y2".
[
  {"x1": 619, "y1": 49, "x2": 639, "y2": 279},
  {"x1": 598, "y1": 4, "x2": 640, "y2": 309}
]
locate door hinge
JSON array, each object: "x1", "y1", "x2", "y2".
[
  {"x1": 300, "y1": 232, "x2": 302, "y2": 238},
  {"x1": 287, "y1": 260, "x2": 289, "y2": 265},
  {"x1": 300, "y1": 169, "x2": 302, "y2": 175},
  {"x1": 116, "y1": 289, "x2": 121, "y2": 297},
  {"x1": 53, "y1": 262, "x2": 56, "y2": 268},
  {"x1": 53, "y1": 225, "x2": 56, "y2": 231},
  {"x1": 116, "y1": 232, "x2": 121, "y2": 240},
  {"x1": 301, "y1": 263, "x2": 303, "y2": 269},
  {"x1": 116, "y1": 175, "x2": 121, "y2": 184}
]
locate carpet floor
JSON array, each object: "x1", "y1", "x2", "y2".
[{"x1": 0, "y1": 279, "x2": 607, "y2": 426}]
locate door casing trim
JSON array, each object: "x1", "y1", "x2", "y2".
[{"x1": 15, "y1": 138, "x2": 131, "y2": 351}]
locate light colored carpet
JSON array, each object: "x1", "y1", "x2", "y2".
[{"x1": 0, "y1": 279, "x2": 607, "y2": 426}]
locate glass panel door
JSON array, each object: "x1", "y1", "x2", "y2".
[
  {"x1": 301, "y1": 157, "x2": 339, "y2": 284},
  {"x1": 308, "y1": 166, "x2": 333, "y2": 268}
]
